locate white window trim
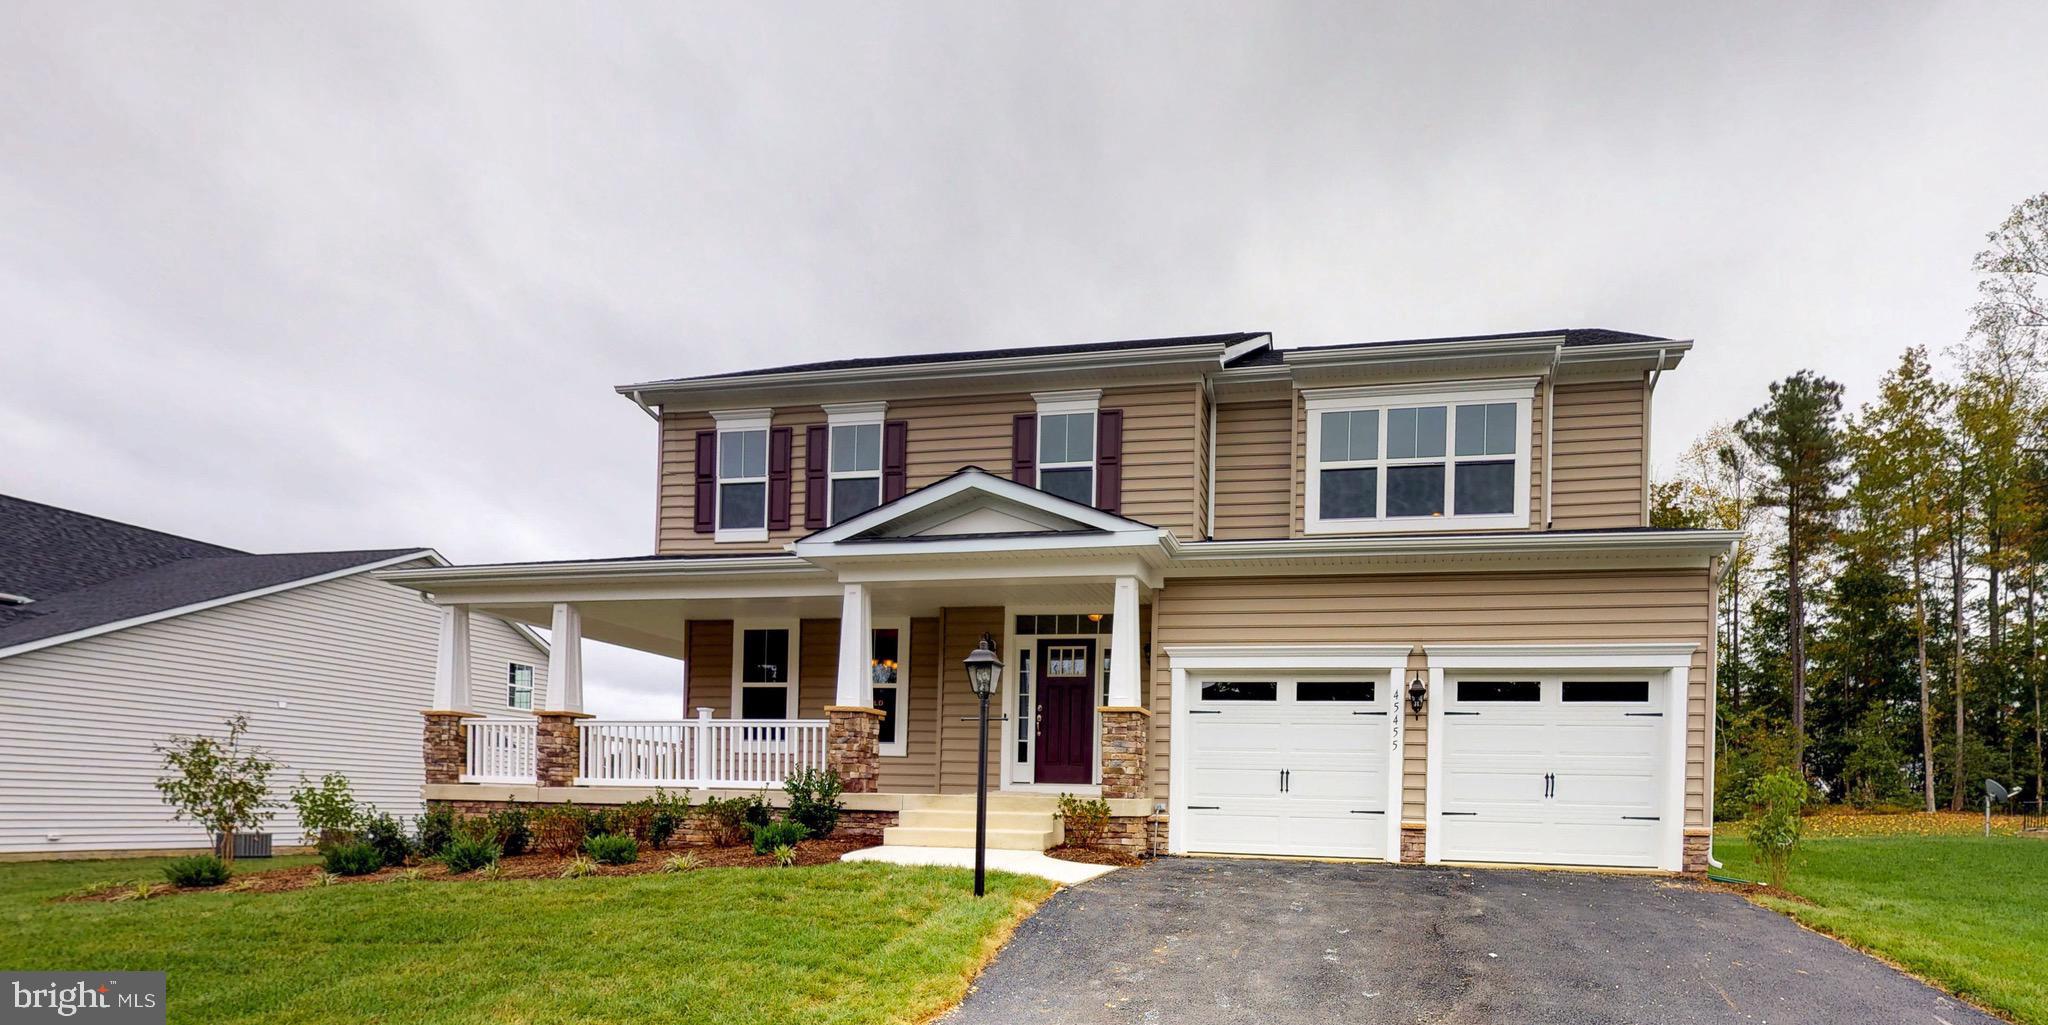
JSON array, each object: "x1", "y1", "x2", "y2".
[
  {"x1": 1032, "y1": 390, "x2": 1101, "y2": 507},
  {"x1": 870, "y1": 615, "x2": 910, "y2": 757},
  {"x1": 1304, "y1": 379, "x2": 1534, "y2": 534},
  {"x1": 729, "y1": 618, "x2": 800, "y2": 719},
  {"x1": 823, "y1": 401, "x2": 887, "y2": 527},
  {"x1": 711, "y1": 408, "x2": 773, "y2": 543},
  {"x1": 507, "y1": 663, "x2": 534, "y2": 711}
]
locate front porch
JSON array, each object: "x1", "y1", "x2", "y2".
[{"x1": 393, "y1": 470, "x2": 1174, "y2": 853}]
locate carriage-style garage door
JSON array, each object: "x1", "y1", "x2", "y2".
[
  {"x1": 1180, "y1": 674, "x2": 1393, "y2": 860},
  {"x1": 1436, "y1": 673, "x2": 1668, "y2": 868}
]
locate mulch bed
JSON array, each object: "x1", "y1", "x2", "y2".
[
  {"x1": 58, "y1": 839, "x2": 879, "y2": 902},
  {"x1": 1045, "y1": 844, "x2": 1144, "y2": 867}
]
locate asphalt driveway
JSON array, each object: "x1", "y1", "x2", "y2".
[{"x1": 949, "y1": 857, "x2": 1999, "y2": 1025}]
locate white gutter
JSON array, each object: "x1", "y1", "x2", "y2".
[
  {"x1": 1165, "y1": 529, "x2": 1744, "y2": 562},
  {"x1": 375, "y1": 554, "x2": 819, "y2": 590},
  {"x1": 625, "y1": 390, "x2": 659, "y2": 422},
  {"x1": 616, "y1": 343, "x2": 1233, "y2": 401}
]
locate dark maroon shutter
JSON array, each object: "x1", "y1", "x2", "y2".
[
  {"x1": 1012, "y1": 413, "x2": 1037, "y2": 485},
  {"x1": 693, "y1": 430, "x2": 717, "y2": 533},
  {"x1": 804, "y1": 424, "x2": 829, "y2": 529},
  {"x1": 1095, "y1": 409, "x2": 1123, "y2": 514},
  {"x1": 883, "y1": 420, "x2": 909, "y2": 502},
  {"x1": 767, "y1": 426, "x2": 793, "y2": 531}
]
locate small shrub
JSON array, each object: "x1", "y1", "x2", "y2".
[
  {"x1": 414, "y1": 805, "x2": 458, "y2": 859},
  {"x1": 533, "y1": 803, "x2": 592, "y2": 855},
  {"x1": 362, "y1": 813, "x2": 412, "y2": 868},
  {"x1": 1745, "y1": 769, "x2": 1808, "y2": 888},
  {"x1": 153, "y1": 714, "x2": 274, "y2": 865},
  {"x1": 440, "y1": 834, "x2": 503, "y2": 874},
  {"x1": 311, "y1": 870, "x2": 338, "y2": 887},
  {"x1": 584, "y1": 834, "x2": 639, "y2": 865},
  {"x1": 478, "y1": 861, "x2": 504, "y2": 881},
  {"x1": 559, "y1": 856, "x2": 598, "y2": 879},
  {"x1": 488, "y1": 807, "x2": 532, "y2": 857},
  {"x1": 1057, "y1": 793, "x2": 1111, "y2": 847},
  {"x1": 784, "y1": 768, "x2": 845, "y2": 839},
  {"x1": 322, "y1": 841, "x2": 385, "y2": 877},
  {"x1": 772, "y1": 844, "x2": 797, "y2": 867},
  {"x1": 693, "y1": 796, "x2": 762, "y2": 847},
  {"x1": 163, "y1": 855, "x2": 231, "y2": 888},
  {"x1": 745, "y1": 818, "x2": 809, "y2": 855},
  {"x1": 112, "y1": 882, "x2": 158, "y2": 902},
  {"x1": 647, "y1": 789, "x2": 691, "y2": 849},
  {"x1": 289, "y1": 772, "x2": 364, "y2": 850},
  {"x1": 660, "y1": 852, "x2": 701, "y2": 873}
]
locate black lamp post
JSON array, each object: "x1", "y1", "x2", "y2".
[{"x1": 962, "y1": 633, "x2": 1004, "y2": 896}]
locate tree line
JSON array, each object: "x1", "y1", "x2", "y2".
[{"x1": 1655, "y1": 192, "x2": 2048, "y2": 816}]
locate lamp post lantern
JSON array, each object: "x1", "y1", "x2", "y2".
[{"x1": 962, "y1": 633, "x2": 1004, "y2": 896}]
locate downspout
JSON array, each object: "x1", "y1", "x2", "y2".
[
  {"x1": 626, "y1": 389, "x2": 660, "y2": 422},
  {"x1": 1707, "y1": 551, "x2": 1725, "y2": 868},
  {"x1": 1543, "y1": 345, "x2": 1561, "y2": 528},
  {"x1": 1642, "y1": 348, "x2": 1668, "y2": 527},
  {"x1": 630, "y1": 390, "x2": 662, "y2": 552},
  {"x1": 1204, "y1": 379, "x2": 1219, "y2": 539}
]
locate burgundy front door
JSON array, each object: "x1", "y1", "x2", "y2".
[{"x1": 1034, "y1": 639, "x2": 1095, "y2": 785}]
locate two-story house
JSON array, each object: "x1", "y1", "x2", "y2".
[{"x1": 387, "y1": 329, "x2": 1736, "y2": 872}]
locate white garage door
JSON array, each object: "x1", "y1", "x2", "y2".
[
  {"x1": 1182, "y1": 675, "x2": 1393, "y2": 859},
  {"x1": 1437, "y1": 674, "x2": 1667, "y2": 868}
]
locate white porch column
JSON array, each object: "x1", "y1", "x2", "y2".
[
  {"x1": 836, "y1": 583, "x2": 874, "y2": 707},
  {"x1": 548, "y1": 602, "x2": 584, "y2": 713},
  {"x1": 1107, "y1": 576, "x2": 1142, "y2": 706},
  {"x1": 431, "y1": 604, "x2": 472, "y2": 711}
]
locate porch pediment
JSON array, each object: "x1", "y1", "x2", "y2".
[{"x1": 798, "y1": 467, "x2": 1157, "y2": 545}]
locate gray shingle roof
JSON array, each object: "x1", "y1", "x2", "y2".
[
  {"x1": 0, "y1": 494, "x2": 425, "y2": 652},
  {"x1": 626, "y1": 332, "x2": 1269, "y2": 387}
]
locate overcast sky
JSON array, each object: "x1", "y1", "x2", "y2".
[{"x1": 5, "y1": 3, "x2": 2046, "y2": 715}]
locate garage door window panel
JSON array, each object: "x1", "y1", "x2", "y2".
[
  {"x1": 1561, "y1": 680, "x2": 1651, "y2": 703},
  {"x1": 1296, "y1": 680, "x2": 1375, "y2": 702},
  {"x1": 1200, "y1": 680, "x2": 1278, "y2": 701},
  {"x1": 1457, "y1": 680, "x2": 1540, "y2": 702}
]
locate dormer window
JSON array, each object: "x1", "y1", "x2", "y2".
[{"x1": 1304, "y1": 379, "x2": 1533, "y2": 534}]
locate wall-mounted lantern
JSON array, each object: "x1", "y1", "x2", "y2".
[{"x1": 1407, "y1": 672, "x2": 1428, "y2": 716}]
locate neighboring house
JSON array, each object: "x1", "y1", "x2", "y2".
[
  {"x1": 0, "y1": 495, "x2": 548, "y2": 856},
  {"x1": 387, "y1": 329, "x2": 1737, "y2": 872}
]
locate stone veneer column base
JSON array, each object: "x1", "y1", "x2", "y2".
[
  {"x1": 825, "y1": 706, "x2": 884, "y2": 793},
  {"x1": 1098, "y1": 706, "x2": 1151, "y2": 800},
  {"x1": 1682, "y1": 830, "x2": 1713, "y2": 874},
  {"x1": 534, "y1": 711, "x2": 593, "y2": 787},
  {"x1": 422, "y1": 711, "x2": 468, "y2": 785},
  {"x1": 1399, "y1": 822, "x2": 1427, "y2": 864}
]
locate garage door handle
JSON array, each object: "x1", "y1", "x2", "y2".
[
  {"x1": 1624, "y1": 712, "x2": 1663, "y2": 717},
  {"x1": 1349, "y1": 809, "x2": 1384, "y2": 815},
  {"x1": 1189, "y1": 709, "x2": 1222, "y2": 715},
  {"x1": 1444, "y1": 710, "x2": 1480, "y2": 716},
  {"x1": 1622, "y1": 815, "x2": 1661, "y2": 821},
  {"x1": 1186, "y1": 805, "x2": 1221, "y2": 810},
  {"x1": 1441, "y1": 811, "x2": 1478, "y2": 817},
  {"x1": 1352, "y1": 710, "x2": 1388, "y2": 716}
]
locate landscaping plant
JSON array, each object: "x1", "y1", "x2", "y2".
[
  {"x1": 414, "y1": 805, "x2": 458, "y2": 859},
  {"x1": 558, "y1": 855, "x2": 598, "y2": 879},
  {"x1": 440, "y1": 834, "x2": 502, "y2": 874},
  {"x1": 693, "y1": 795, "x2": 762, "y2": 847},
  {"x1": 584, "y1": 834, "x2": 640, "y2": 866},
  {"x1": 533, "y1": 803, "x2": 592, "y2": 855},
  {"x1": 361, "y1": 813, "x2": 412, "y2": 868},
  {"x1": 322, "y1": 841, "x2": 384, "y2": 877},
  {"x1": 660, "y1": 852, "x2": 701, "y2": 873},
  {"x1": 162, "y1": 855, "x2": 231, "y2": 888},
  {"x1": 288, "y1": 772, "x2": 364, "y2": 850},
  {"x1": 772, "y1": 844, "x2": 798, "y2": 867},
  {"x1": 153, "y1": 714, "x2": 275, "y2": 864},
  {"x1": 1746, "y1": 768, "x2": 1808, "y2": 887},
  {"x1": 784, "y1": 768, "x2": 845, "y2": 839},
  {"x1": 746, "y1": 818, "x2": 809, "y2": 855},
  {"x1": 1056, "y1": 793, "x2": 1111, "y2": 847},
  {"x1": 647, "y1": 788, "x2": 690, "y2": 848}
]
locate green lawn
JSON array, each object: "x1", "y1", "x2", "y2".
[
  {"x1": 1715, "y1": 831, "x2": 2048, "y2": 1024},
  {"x1": 0, "y1": 854, "x2": 1056, "y2": 1025}
]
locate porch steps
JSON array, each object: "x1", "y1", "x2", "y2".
[{"x1": 882, "y1": 794, "x2": 1065, "y2": 851}]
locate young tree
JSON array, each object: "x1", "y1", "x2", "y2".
[
  {"x1": 1737, "y1": 372, "x2": 1847, "y2": 776},
  {"x1": 155, "y1": 714, "x2": 275, "y2": 863},
  {"x1": 1847, "y1": 347, "x2": 1952, "y2": 809}
]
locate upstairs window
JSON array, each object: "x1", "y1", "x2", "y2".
[
  {"x1": 1037, "y1": 412, "x2": 1096, "y2": 505},
  {"x1": 830, "y1": 422, "x2": 883, "y2": 523},
  {"x1": 1305, "y1": 380, "x2": 1533, "y2": 534},
  {"x1": 715, "y1": 413, "x2": 770, "y2": 540}
]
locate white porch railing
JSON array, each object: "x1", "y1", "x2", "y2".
[
  {"x1": 578, "y1": 714, "x2": 829, "y2": 788},
  {"x1": 462, "y1": 718, "x2": 538, "y2": 783}
]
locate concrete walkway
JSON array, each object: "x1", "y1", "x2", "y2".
[{"x1": 841, "y1": 845, "x2": 1119, "y2": 884}]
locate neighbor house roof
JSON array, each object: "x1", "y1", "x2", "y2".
[{"x1": 0, "y1": 494, "x2": 434, "y2": 656}]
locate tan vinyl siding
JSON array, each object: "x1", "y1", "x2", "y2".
[
  {"x1": 1549, "y1": 379, "x2": 1648, "y2": 529},
  {"x1": 879, "y1": 617, "x2": 942, "y2": 791},
  {"x1": 938, "y1": 607, "x2": 1005, "y2": 793},
  {"x1": 684, "y1": 621, "x2": 732, "y2": 717},
  {"x1": 1150, "y1": 569, "x2": 1715, "y2": 827},
  {"x1": 0, "y1": 563, "x2": 548, "y2": 854},
  {"x1": 1192, "y1": 388, "x2": 1213, "y2": 536},
  {"x1": 1211, "y1": 399, "x2": 1293, "y2": 539},
  {"x1": 656, "y1": 384, "x2": 1205, "y2": 552},
  {"x1": 1290, "y1": 383, "x2": 1548, "y2": 535}
]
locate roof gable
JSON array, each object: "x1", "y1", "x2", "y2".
[{"x1": 797, "y1": 468, "x2": 1157, "y2": 548}]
